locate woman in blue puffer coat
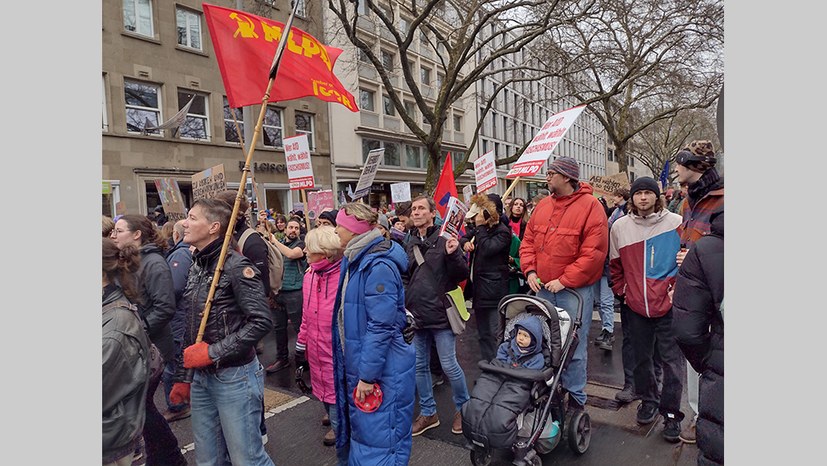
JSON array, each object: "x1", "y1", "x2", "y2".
[{"x1": 331, "y1": 202, "x2": 416, "y2": 466}]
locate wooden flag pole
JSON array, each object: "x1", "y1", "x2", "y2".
[
  {"x1": 501, "y1": 176, "x2": 522, "y2": 200},
  {"x1": 300, "y1": 189, "x2": 311, "y2": 231},
  {"x1": 185, "y1": 0, "x2": 301, "y2": 383}
]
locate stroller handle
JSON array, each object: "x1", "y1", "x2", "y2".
[{"x1": 519, "y1": 287, "x2": 585, "y2": 325}]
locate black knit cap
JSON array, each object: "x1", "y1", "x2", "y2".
[
  {"x1": 318, "y1": 209, "x2": 338, "y2": 226},
  {"x1": 629, "y1": 177, "x2": 660, "y2": 198}
]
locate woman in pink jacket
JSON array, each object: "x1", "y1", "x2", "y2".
[{"x1": 296, "y1": 225, "x2": 343, "y2": 446}]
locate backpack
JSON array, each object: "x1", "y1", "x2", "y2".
[{"x1": 238, "y1": 228, "x2": 284, "y2": 297}]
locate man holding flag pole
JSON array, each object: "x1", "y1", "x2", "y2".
[{"x1": 168, "y1": 2, "x2": 358, "y2": 464}]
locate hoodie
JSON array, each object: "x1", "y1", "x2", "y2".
[{"x1": 496, "y1": 315, "x2": 545, "y2": 370}]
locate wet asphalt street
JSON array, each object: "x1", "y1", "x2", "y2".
[{"x1": 160, "y1": 305, "x2": 700, "y2": 465}]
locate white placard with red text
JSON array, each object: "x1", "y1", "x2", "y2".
[
  {"x1": 506, "y1": 105, "x2": 586, "y2": 179},
  {"x1": 474, "y1": 150, "x2": 497, "y2": 193},
  {"x1": 284, "y1": 134, "x2": 316, "y2": 190}
]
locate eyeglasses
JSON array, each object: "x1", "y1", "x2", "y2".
[
  {"x1": 546, "y1": 172, "x2": 558, "y2": 179},
  {"x1": 112, "y1": 228, "x2": 131, "y2": 235}
]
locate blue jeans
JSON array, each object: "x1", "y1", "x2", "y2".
[
  {"x1": 324, "y1": 402, "x2": 339, "y2": 435},
  {"x1": 537, "y1": 284, "x2": 595, "y2": 406},
  {"x1": 191, "y1": 357, "x2": 274, "y2": 466},
  {"x1": 414, "y1": 328, "x2": 470, "y2": 416},
  {"x1": 595, "y1": 274, "x2": 614, "y2": 333}
]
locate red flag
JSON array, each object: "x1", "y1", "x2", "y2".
[
  {"x1": 203, "y1": 3, "x2": 358, "y2": 112},
  {"x1": 433, "y1": 154, "x2": 459, "y2": 219}
]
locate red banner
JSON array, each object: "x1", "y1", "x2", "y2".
[{"x1": 203, "y1": 3, "x2": 358, "y2": 112}]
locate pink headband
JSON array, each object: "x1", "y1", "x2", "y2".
[{"x1": 336, "y1": 209, "x2": 373, "y2": 235}]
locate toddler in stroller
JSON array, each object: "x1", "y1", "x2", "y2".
[{"x1": 462, "y1": 291, "x2": 591, "y2": 466}]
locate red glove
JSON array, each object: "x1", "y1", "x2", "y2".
[
  {"x1": 183, "y1": 342, "x2": 214, "y2": 368},
  {"x1": 169, "y1": 383, "x2": 190, "y2": 405}
]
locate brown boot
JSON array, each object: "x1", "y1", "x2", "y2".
[
  {"x1": 451, "y1": 411, "x2": 463, "y2": 434},
  {"x1": 323, "y1": 429, "x2": 336, "y2": 446},
  {"x1": 412, "y1": 414, "x2": 440, "y2": 436}
]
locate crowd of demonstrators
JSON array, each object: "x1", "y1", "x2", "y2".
[
  {"x1": 267, "y1": 217, "x2": 308, "y2": 373},
  {"x1": 672, "y1": 140, "x2": 724, "y2": 447},
  {"x1": 406, "y1": 195, "x2": 471, "y2": 437},
  {"x1": 519, "y1": 156, "x2": 609, "y2": 415},
  {"x1": 461, "y1": 194, "x2": 512, "y2": 363},
  {"x1": 610, "y1": 177, "x2": 686, "y2": 443},
  {"x1": 109, "y1": 214, "x2": 187, "y2": 466},
  {"x1": 668, "y1": 185, "x2": 688, "y2": 214},
  {"x1": 103, "y1": 238, "x2": 151, "y2": 466},
  {"x1": 332, "y1": 203, "x2": 416, "y2": 464},
  {"x1": 672, "y1": 211, "x2": 724, "y2": 466},
  {"x1": 161, "y1": 220, "x2": 193, "y2": 423},
  {"x1": 296, "y1": 226, "x2": 343, "y2": 447},
  {"x1": 169, "y1": 197, "x2": 275, "y2": 466}
]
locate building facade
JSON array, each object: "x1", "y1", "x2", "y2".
[{"x1": 102, "y1": 0, "x2": 332, "y2": 217}]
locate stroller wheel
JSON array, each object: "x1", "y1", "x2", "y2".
[
  {"x1": 470, "y1": 448, "x2": 492, "y2": 466},
  {"x1": 566, "y1": 410, "x2": 591, "y2": 454}
]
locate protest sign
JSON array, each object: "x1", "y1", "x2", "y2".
[
  {"x1": 506, "y1": 105, "x2": 586, "y2": 179},
  {"x1": 284, "y1": 134, "x2": 316, "y2": 190},
  {"x1": 192, "y1": 164, "x2": 227, "y2": 201},
  {"x1": 462, "y1": 185, "x2": 474, "y2": 203},
  {"x1": 390, "y1": 182, "x2": 411, "y2": 203},
  {"x1": 474, "y1": 150, "x2": 498, "y2": 193},
  {"x1": 307, "y1": 190, "x2": 335, "y2": 220},
  {"x1": 154, "y1": 178, "x2": 187, "y2": 222},
  {"x1": 352, "y1": 148, "x2": 384, "y2": 199},
  {"x1": 589, "y1": 172, "x2": 630, "y2": 199},
  {"x1": 439, "y1": 197, "x2": 468, "y2": 239}
]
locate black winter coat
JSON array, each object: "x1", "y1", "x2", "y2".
[
  {"x1": 175, "y1": 238, "x2": 274, "y2": 379},
  {"x1": 461, "y1": 222, "x2": 511, "y2": 310},
  {"x1": 137, "y1": 243, "x2": 177, "y2": 363},
  {"x1": 405, "y1": 226, "x2": 469, "y2": 329},
  {"x1": 232, "y1": 219, "x2": 271, "y2": 298},
  {"x1": 672, "y1": 211, "x2": 724, "y2": 466}
]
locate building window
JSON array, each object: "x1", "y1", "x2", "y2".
[
  {"x1": 176, "y1": 7, "x2": 202, "y2": 50},
  {"x1": 362, "y1": 138, "x2": 380, "y2": 162},
  {"x1": 360, "y1": 89, "x2": 375, "y2": 112},
  {"x1": 358, "y1": 48, "x2": 370, "y2": 63},
  {"x1": 399, "y1": 17, "x2": 409, "y2": 34},
  {"x1": 357, "y1": 0, "x2": 366, "y2": 15},
  {"x1": 102, "y1": 75, "x2": 108, "y2": 132},
  {"x1": 381, "y1": 50, "x2": 394, "y2": 72},
  {"x1": 263, "y1": 106, "x2": 283, "y2": 148},
  {"x1": 453, "y1": 114, "x2": 462, "y2": 131},
  {"x1": 629, "y1": 155, "x2": 635, "y2": 167},
  {"x1": 124, "y1": 79, "x2": 160, "y2": 134},
  {"x1": 295, "y1": 111, "x2": 315, "y2": 151},
  {"x1": 451, "y1": 151, "x2": 464, "y2": 169},
  {"x1": 405, "y1": 145, "x2": 424, "y2": 168},
  {"x1": 420, "y1": 66, "x2": 431, "y2": 85},
  {"x1": 223, "y1": 96, "x2": 243, "y2": 143},
  {"x1": 383, "y1": 95, "x2": 395, "y2": 116},
  {"x1": 384, "y1": 142, "x2": 400, "y2": 166},
  {"x1": 294, "y1": 0, "x2": 307, "y2": 17},
  {"x1": 404, "y1": 100, "x2": 416, "y2": 119},
  {"x1": 436, "y1": 72, "x2": 445, "y2": 89},
  {"x1": 177, "y1": 91, "x2": 209, "y2": 141},
  {"x1": 123, "y1": 0, "x2": 154, "y2": 37}
]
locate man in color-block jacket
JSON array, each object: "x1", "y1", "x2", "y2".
[{"x1": 610, "y1": 177, "x2": 685, "y2": 443}]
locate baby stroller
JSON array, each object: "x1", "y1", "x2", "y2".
[{"x1": 462, "y1": 289, "x2": 591, "y2": 465}]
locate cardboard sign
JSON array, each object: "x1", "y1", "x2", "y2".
[
  {"x1": 589, "y1": 172, "x2": 631, "y2": 199},
  {"x1": 292, "y1": 202, "x2": 304, "y2": 213},
  {"x1": 153, "y1": 178, "x2": 187, "y2": 222},
  {"x1": 439, "y1": 197, "x2": 468, "y2": 239},
  {"x1": 284, "y1": 134, "x2": 316, "y2": 190},
  {"x1": 192, "y1": 164, "x2": 227, "y2": 201},
  {"x1": 353, "y1": 148, "x2": 384, "y2": 198},
  {"x1": 307, "y1": 190, "x2": 335, "y2": 220},
  {"x1": 474, "y1": 150, "x2": 497, "y2": 193},
  {"x1": 390, "y1": 182, "x2": 411, "y2": 203},
  {"x1": 462, "y1": 185, "x2": 474, "y2": 203},
  {"x1": 506, "y1": 105, "x2": 586, "y2": 179}
]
